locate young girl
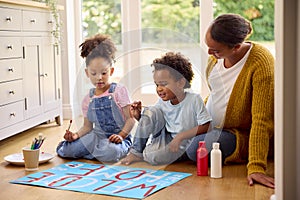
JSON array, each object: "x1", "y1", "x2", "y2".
[
  {"x1": 56, "y1": 34, "x2": 135, "y2": 162},
  {"x1": 121, "y1": 52, "x2": 211, "y2": 165}
]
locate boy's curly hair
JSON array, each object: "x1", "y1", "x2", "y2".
[
  {"x1": 151, "y1": 52, "x2": 194, "y2": 88},
  {"x1": 79, "y1": 34, "x2": 117, "y2": 66}
]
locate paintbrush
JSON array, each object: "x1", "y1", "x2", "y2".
[{"x1": 67, "y1": 119, "x2": 72, "y2": 131}]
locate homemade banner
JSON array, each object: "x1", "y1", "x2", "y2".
[{"x1": 11, "y1": 161, "x2": 191, "y2": 199}]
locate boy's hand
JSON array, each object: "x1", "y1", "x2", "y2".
[
  {"x1": 109, "y1": 134, "x2": 123, "y2": 144},
  {"x1": 169, "y1": 136, "x2": 182, "y2": 152},
  {"x1": 64, "y1": 130, "x2": 79, "y2": 142},
  {"x1": 130, "y1": 101, "x2": 142, "y2": 120}
]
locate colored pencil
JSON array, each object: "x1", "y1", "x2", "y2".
[
  {"x1": 30, "y1": 139, "x2": 35, "y2": 150},
  {"x1": 37, "y1": 137, "x2": 46, "y2": 149}
]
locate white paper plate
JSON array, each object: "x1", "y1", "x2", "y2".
[{"x1": 4, "y1": 152, "x2": 54, "y2": 166}]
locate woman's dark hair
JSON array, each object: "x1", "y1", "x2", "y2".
[
  {"x1": 210, "y1": 13, "x2": 253, "y2": 48},
  {"x1": 151, "y1": 52, "x2": 194, "y2": 89},
  {"x1": 79, "y1": 34, "x2": 117, "y2": 66}
]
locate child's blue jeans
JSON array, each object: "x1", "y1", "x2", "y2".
[{"x1": 130, "y1": 106, "x2": 190, "y2": 165}]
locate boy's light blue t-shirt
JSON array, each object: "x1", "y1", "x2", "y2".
[{"x1": 155, "y1": 91, "x2": 212, "y2": 136}]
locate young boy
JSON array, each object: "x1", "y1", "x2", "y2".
[{"x1": 121, "y1": 52, "x2": 211, "y2": 165}]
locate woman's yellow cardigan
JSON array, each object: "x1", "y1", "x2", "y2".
[{"x1": 206, "y1": 42, "x2": 274, "y2": 175}]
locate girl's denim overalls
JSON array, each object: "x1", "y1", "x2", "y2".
[{"x1": 57, "y1": 83, "x2": 132, "y2": 162}]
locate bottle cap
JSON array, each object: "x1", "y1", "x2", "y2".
[
  {"x1": 212, "y1": 142, "x2": 220, "y2": 149},
  {"x1": 198, "y1": 141, "x2": 206, "y2": 148}
]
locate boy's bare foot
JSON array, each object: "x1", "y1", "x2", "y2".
[{"x1": 121, "y1": 153, "x2": 143, "y2": 165}]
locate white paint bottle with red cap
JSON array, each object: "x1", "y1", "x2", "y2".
[{"x1": 210, "y1": 142, "x2": 222, "y2": 178}]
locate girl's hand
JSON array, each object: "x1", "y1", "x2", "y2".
[
  {"x1": 109, "y1": 134, "x2": 123, "y2": 144},
  {"x1": 64, "y1": 130, "x2": 79, "y2": 142},
  {"x1": 130, "y1": 101, "x2": 142, "y2": 120}
]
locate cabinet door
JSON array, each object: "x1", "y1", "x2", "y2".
[
  {"x1": 41, "y1": 37, "x2": 58, "y2": 112},
  {"x1": 23, "y1": 37, "x2": 43, "y2": 119}
]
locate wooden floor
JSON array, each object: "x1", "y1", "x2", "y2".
[{"x1": 0, "y1": 120, "x2": 275, "y2": 200}]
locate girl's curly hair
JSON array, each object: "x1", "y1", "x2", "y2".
[
  {"x1": 79, "y1": 34, "x2": 117, "y2": 66},
  {"x1": 151, "y1": 52, "x2": 194, "y2": 88}
]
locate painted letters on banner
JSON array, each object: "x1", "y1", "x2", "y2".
[{"x1": 11, "y1": 161, "x2": 191, "y2": 199}]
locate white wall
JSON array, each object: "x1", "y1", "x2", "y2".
[
  {"x1": 297, "y1": 1, "x2": 300, "y2": 198},
  {"x1": 58, "y1": 0, "x2": 82, "y2": 119},
  {"x1": 199, "y1": 0, "x2": 213, "y2": 96},
  {"x1": 275, "y1": 0, "x2": 300, "y2": 199}
]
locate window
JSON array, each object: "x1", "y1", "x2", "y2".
[
  {"x1": 80, "y1": 0, "x2": 208, "y2": 105},
  {"x1": 213, "y1": 0, "x2": 275, "y2": 55},
  {"x1": 82, "y1": 0, "x2": 123, "y2": 84},
  {"x1": 138, "y1": 0, "x2": 204, "y2": 104}
]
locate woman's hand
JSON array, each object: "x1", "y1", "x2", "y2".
[
  {"x1": 130, "y1": 101, "x2": 142, "y2": 120},
  {"x1": 247, "y1": 172, "x2": 275, "y2": 188},
  {"x1": 64, "y1": 130, "x2": 79, "y2": 142},
  {"x1": 109, "y1": 134, "x2": 123, "y2": 144}
]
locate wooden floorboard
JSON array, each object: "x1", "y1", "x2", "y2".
[{"x1": 0, "y1": 120, "x2": 274, "y2": 200}]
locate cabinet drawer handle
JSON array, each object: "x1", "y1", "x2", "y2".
[
  {"x1": 48, "y1": 20, "x2": 53, "y2": 24},
  {"x1": 9, "y1": 90, "x2": 15, "y2": 95},
  {"x1": 7, "y1": 45, "x2": 13, "y2": 50},
  {"x1": 6, "y1": 17, "x2": 12, "y2": 22},
  {"x1": 8, "y1": 67, "x2": 14, "y2": 72},
  {"x1": 30, "y1": 19, "x2": 36, "y2": 23},
  {"x1": 10, "y1": 112, "x2": 16, "y2": 117}
]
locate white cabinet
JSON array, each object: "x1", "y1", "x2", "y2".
[
  {"x1": 42, "y1": 37, "x2": 60, "y2": 113},
  {"x1": 0, "y1": 59, "x2": 22, "y2": 82},
  {"x1": 0, "y1": 6, "x2": 22, "y2": 31},
  {"x1": 0, "y1": 1, "x2": 63, "y2": 140},
  {"x1": 23, "y1": 37, "x2": 43, "y2": 119},
  {"x1": 0, "y1": 37, "x2": 23, "y2": 59}
]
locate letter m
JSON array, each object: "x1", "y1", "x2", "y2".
[{"x1": 114, "y1": 184, "x2": 157, "y2": 197}]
